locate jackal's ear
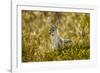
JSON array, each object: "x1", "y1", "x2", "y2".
[
  {"x1": 55, "y1": 19, "x2": 59, "y2": 28},
  {"x1": 55, "y1": 24, "x2": 58, "y2": 29}
]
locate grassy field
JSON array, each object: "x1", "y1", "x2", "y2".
[{"x1": 22, "y1": 10, "x2": 90, "y2": 62}]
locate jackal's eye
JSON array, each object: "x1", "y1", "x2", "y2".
[
  {"x1": 49, "y1": 28, "x2": 54, "y2": 34},
  {"x1": 51, "y1": 29, "x2": 55, "y2": 32}
]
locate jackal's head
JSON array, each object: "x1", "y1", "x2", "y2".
[{"x1": 49, "y1": 25, "x2": 57, "y2": 36}]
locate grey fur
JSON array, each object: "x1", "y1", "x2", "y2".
[{"x1": 49, "y1": 25, "x2": 72, "y2": 50}]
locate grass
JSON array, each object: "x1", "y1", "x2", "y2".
[
  {"x1": 22, "y1": 10, "x2": 90, "y2": 62},
  {"x1": 22, "y1": 47, "x2": 90, "y2": 62}
]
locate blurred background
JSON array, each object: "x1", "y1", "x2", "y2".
[{"x1": 22, "y1": 10, "x2": 90, "y2": 62}]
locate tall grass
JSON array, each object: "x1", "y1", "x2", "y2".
[{"x1": 22, "y1": 10, "x2": 90, "y2": 62}]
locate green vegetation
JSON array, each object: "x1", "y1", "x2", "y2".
[{"x1": 22, "y1": 10, "x2": 90, "y2": 62}]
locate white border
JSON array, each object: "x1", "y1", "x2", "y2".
[{"x1": 12, "y1": 3, "x2": 97, "y2": 73}]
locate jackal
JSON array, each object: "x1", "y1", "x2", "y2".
[{"x1": 49, "y1": 24, "x2": 72, "y2": 50}]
